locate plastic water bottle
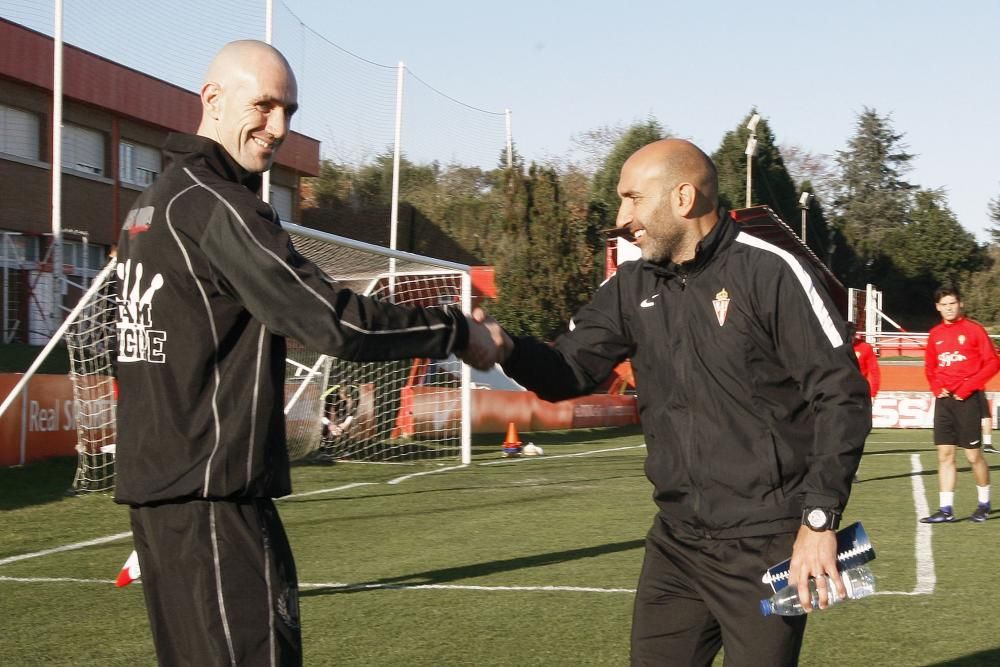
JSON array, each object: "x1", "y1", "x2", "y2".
[{"x1": 759, "y1": 565, "x2": 876, "y2": 617}]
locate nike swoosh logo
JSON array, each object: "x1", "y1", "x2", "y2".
[{"x1": 640, "y1": 294, "x2": 660, "y2": 308}]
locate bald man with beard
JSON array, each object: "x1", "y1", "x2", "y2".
[
  {"x1": 114, "y1": 41, "x2": 501, "y2": 666},
  {"x1": 478, "y1": 139, "x2": 870, "y2": 665}
]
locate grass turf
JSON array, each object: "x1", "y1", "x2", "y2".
[{"x1": 1, "y1": 427, "x2": 999, "y2": 665}]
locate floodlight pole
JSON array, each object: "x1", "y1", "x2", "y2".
[
  {"x1": 798, "y1": 192, "x2": 812, "y2": 244},
  {"x1": 51, "y1": 0, "x2": 64, "y2": 335},
  {"x1": 261, "y1": 0, "x2": 273, "y2": 204},
  {"x1": 744, "y1": 113, "x2": 760, "y2": 208}
]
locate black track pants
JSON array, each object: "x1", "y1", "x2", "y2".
[
  {"x1": 130, "y1": 498, "x2": 301, "y2": 666},
  {"x1": 631, "y1": 517, "x2": 806, "y2": 667}
]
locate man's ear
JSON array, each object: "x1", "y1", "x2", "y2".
[
  {"x1": 201, "y1": 82, "x2": 221, "y2": 120},
  {"x1": 675, "y1": 182, "x2": 697, "y2": 217}
]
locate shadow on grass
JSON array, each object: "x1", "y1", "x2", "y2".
[
  {"x1": 925, "y1": 649, "x2": 1000, "y2": 666},
  {"x1": 0, "y1": 457, "x2": 79, "y2": 510},
  {"x1": 299, "y1": 538, "x2": 645, "y2": 597},
  {"x1": 857, "y1": 464, "x2": 1000, "y2": 484}
]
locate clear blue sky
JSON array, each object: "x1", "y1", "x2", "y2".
[
  {"x1": 4, "y1": 0, "x2": 999, "y2": 240},
  {"x1": 289, "y1": 0, "x2": 1000, "y2": 240}
]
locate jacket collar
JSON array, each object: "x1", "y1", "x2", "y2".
[
  {"x1": 642, "y1": 208, "x2": 734, "y2": 279},
  {"x1": 163, "y1": 133, "x2": 263, "y2": 193}
]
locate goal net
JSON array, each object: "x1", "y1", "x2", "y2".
[
  {"x1": 281, "y1": 223, "x2": 472, "y2": 465},
  {"x1": 4, "y1": 225, "x2": 472, "y2": 493},
  {"x1": 65, "y1": 264, "x2": 119, "y2": 492}
]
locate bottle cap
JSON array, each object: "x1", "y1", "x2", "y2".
[{"x1": 759, "y1": 599, "x2": 773, "y2": 617}]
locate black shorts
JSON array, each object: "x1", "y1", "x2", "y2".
[
  {"x1": 630, "y1": 517, "x2": 805, "y2": 667},
  {"x1": 129, "y1": 498, "x2": 301, "y2": 666},
  {"x1": 934, "y1": 392, "x2": 985, "y2": 448},
  {"x1": 977, "y1": 391, "x2": 991, "y2": 420}
]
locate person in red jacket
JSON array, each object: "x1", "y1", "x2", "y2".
[
  {"x1": 922, "y1": 287, "x2": 999, "y2": 524},
  {"x1": 851, "y1": 326, "x2": 881, "y2": 398}
]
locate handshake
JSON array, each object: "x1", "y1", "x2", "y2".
[{"x1": 459, "y1": 307, "x2": 514, "y2": 371}]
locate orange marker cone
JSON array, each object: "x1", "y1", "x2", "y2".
[{"x1": 502, "y1": 422, "x2": 523, "y2": 457}]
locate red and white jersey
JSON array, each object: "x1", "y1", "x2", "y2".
[{"x1": 925, "y1": 317, "x2": 999, "y2": 398}]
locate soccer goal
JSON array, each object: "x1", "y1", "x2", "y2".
[
  {"x1": 0, "y1": 224, "x2": 473, "y2": 493},
  {"x1": 281, "y1": 222, "x2": 473, "y2": 465}
]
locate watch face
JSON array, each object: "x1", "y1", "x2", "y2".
[{"x1": 807, "y1": 508, "x2": 828, "y2": 528}]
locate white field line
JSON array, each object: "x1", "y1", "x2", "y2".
[
  {"x1": 298, "y1": 582, "x2": 635, "y2": 594},
  {"x1": 0, "y1": 531, "x2": 132, "y2": 567},
  {"x1": 388, "y1": 464, "x2": 469, "y2": 485},
  {"x1": 876, "y1": 453, "x2": 935, "y2": 596},
  {"x1": 0, "y1": 575, "x2": 632, "y2": 593},
  {"x1": 0, "y1": 576, "x2": 117, "y2": 585},
  {"x1": 282, "y1": 482, "x2": 376, "y2": 500},
  {"x1": 1, "y1": 447, "x2": 937, "y2": 599},
  {"x1": 480, "y1": 444, "x2": 646, "y2": 466}
]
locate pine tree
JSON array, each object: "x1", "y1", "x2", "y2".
[
  {"x1": 712, "y1": 111, "x2": 799, "y2": 223},
  {"x1": 989, "y1": 187, "x2": 1000, "y2": 245},
  {"x1": 832, "y1": 108, "x2": 916, "y2": 265}
]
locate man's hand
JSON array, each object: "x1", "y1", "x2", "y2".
[
  {"x1": 937, "y1": 388, "x2": 952, "y2": 399},
  {"x1": 788, "y1": 525, "x2": 844, "y2": 612},
  {"x1": 458, "y1": 309, "x2": 512, "y2": 370},
  {"x1": 471, "y1": 307, "x2": 513, "y2": 363}
]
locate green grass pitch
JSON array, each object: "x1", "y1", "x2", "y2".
[{"x1": 1, "y1": 427, "x2": 999, "y2": 665}]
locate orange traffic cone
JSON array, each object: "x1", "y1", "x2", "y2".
[{"x1": 502, "y1": 422, "x2": 523, "y2": 457}]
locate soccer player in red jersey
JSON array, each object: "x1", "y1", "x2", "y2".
[
  {"x1": 851, "y1": 328, "x2": 880, "y2": 398},
  {"x1": 922, "y1": 287, "x2": 999, "y2": 523}
]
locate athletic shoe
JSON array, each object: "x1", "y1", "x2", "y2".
[
  {"x1": 983, "y1": 446, "x2": 1000, "y2": 454},
  {"x1": 971, "y1": 504, "x2": 991, "y2": 523},
  {"x1": 920, "y1": 508, "x2": 956, "y2": 523}
]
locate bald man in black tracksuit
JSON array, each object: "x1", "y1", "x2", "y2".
[
  {"x1": 115, "y1": 41, "x2": 497, "y2": 666},
  {"x1": 484, "y1": 139, "x2": 870, "y2": 665}
]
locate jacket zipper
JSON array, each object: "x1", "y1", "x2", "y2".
[{"x1": 676, "y1": 269, "x2": 702, "y2": 526}]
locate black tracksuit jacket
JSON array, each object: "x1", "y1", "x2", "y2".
[
  {"x1": 114, "y1": 133, "x2": 469, "y2": 506},
  {"x1": 502, "y1": 211, "x2": 871, "y2": 538}
]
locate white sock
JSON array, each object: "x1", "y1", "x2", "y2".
[
  {"x1": 985, "y1": 433, "x2": 993, "y2": 446},
  {"x1": 940, "y1": 492, "x2": 955, "y2": 509},
  {"x1": 978, "y1": 485, "x2": 990, "y2": 505}
]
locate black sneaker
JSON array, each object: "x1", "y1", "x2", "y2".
[
  {"x1": 920, "y1": 508, "x2": 956, "y2": 523},
  {"x1": 971, "y1": 504, "x2": 991, "y2": 523},
  {"x1": 983, "y1": 446, "x2": 1000, "y2": 454}
]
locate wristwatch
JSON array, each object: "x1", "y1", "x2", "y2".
[{"x1": 802, "y1": 507, "x2": 841, "y2": 532}]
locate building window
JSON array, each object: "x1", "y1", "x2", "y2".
[
  {"x1": 119, "y1": 140, "x2": 161, "y2": 186},
  {"x1": 0, "y1": 104, "x2": 41, "y2": 160},
  {"x1": 270, "y1": 184, "x2": 294, "y2": 222},
  {"x1": 63, "y1": 239, "x2": 107, "y2": 274},
  {"x1": 62, "y1": 123, "x2": 105, "y2": 175}
]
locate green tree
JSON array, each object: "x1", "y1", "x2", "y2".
[
  {"x1": 989, "y1": 187, "x2": 1000, "y2": 245},
  {"x1": 584, "y1": 119, "x2": 667, "y2": 289},
  {"x1": 712, "y1": 111, "x2": 799, "y2": 223},
  {"x1": 878, "y1": 189, "x2": 985, "y2": 327},
  {"x1": 588, "y1": 119, "x2": 666, "y2": 226},
  {"x1": 832, "y1": 108, "x2": 916, "y2": 266},
  {"x1": 962, "y1": 246, "x2": 1000, "y2": 327},
  {"x1": 308, "y1": 160, "x2": 356, "y2": 208},
  {"x1": 889, "y1": 190, "x2": 983, "y2": 285},
  {"x1": 493, "y1": 164, "x2": 593, "y2": 339}
]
